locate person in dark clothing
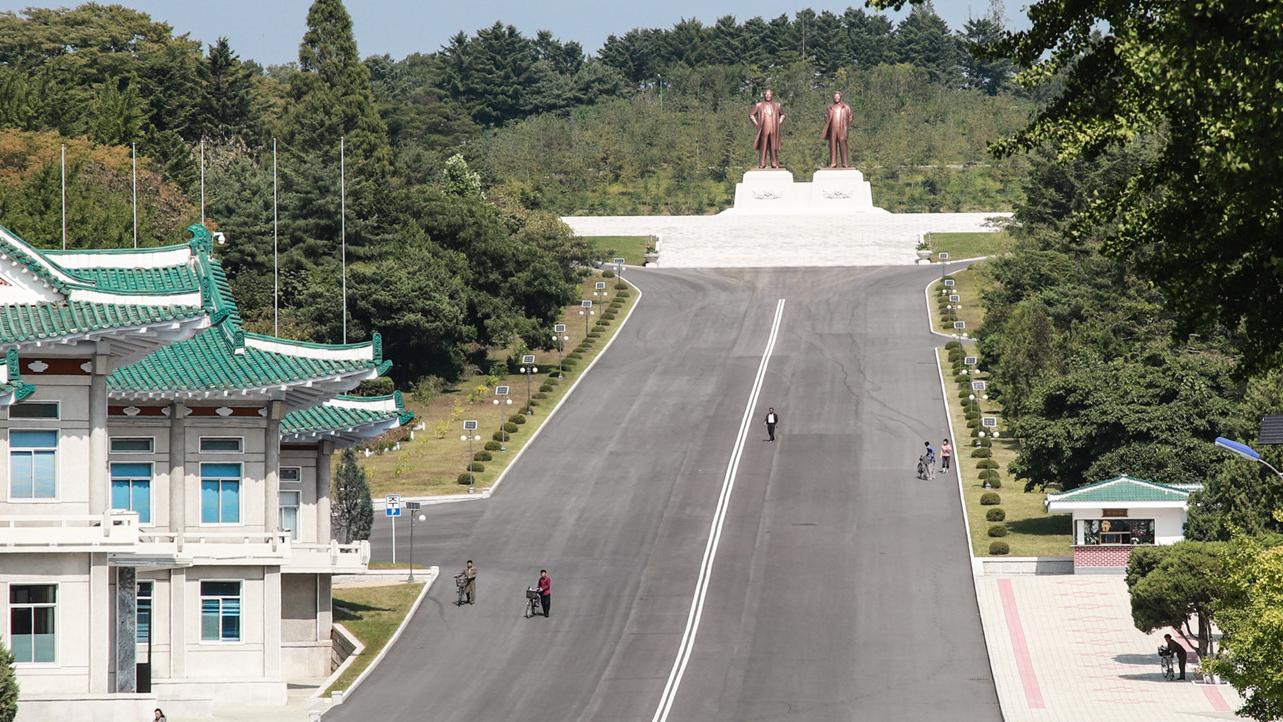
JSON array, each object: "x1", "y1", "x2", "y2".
[
  {"x1": 1162, "y1": 634, "x2": 1187, "y2": 679},
  {"x1": 765, "y1": 408, "x2": 779, "y2": 442},
  {"x1": 538, "y1": 569, "x2": 551, "y2": 617}
]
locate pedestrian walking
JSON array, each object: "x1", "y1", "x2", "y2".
[
  {"x1": 923, "y1": 441, "x2": 936, "y2": 479},
  {"x1": 154, "y1": 709, "x2": 167, "y2": 722},
  {"x1": 1162, "y1": 634, "x2": 1187, "y2": 680},
  {"x1": 538, "y1": 569, "x2": 551, "y2": 617},
  {"x1": 463, "y1": 560, "x2": 477, "y2": 604},
  {"x1": 765, "y1": 407, "x2": 780, "y2": 442},
  {"x1": 940, "y1": 438, "x2": 952, "y2": 471}
]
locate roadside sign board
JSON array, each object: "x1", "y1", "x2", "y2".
[
  {"x1": 595, "y1": 281, "x2": 606, "y2": 290},
  {"x1": 982, "y1": 417, "x2": 998, "y2": 428},
  {"x1": 938, "y1": 252, "x2": 950, "y2": 261},
  {"x1": 972, "y1": 380, "x2": 987, "y2": 391},
  {"x1": 954, "y1": 320, "x2": 966, "y2": 329},
  {"x1": 949, "y1": 294, "x2": 961, "y2": 302},
  {"x1": 581, "y1": 300, "x2": 593, "y2": 308},
  {"x1": 554, "y1": 323, "x2": 566, "y2": 333},
  {"x1": 385, "y1": 494, "x2": 401, "y2": 517},
  {"x1": 495, "y1": 385, "x2": 510, "y2": 396},
  {"x1": 463, "y1": 420, "x2": 478, "y2": 431},
  {"x1": 406, "y1": 501, "x2": 421, "y2": 511},
  {"x1": 943, "y1": 279, "x2": 956, "y2": 287},
  {"x1": 521, "y1": 354, "x2": 536, "y2": 365},
  {"x1": 964, "y1": 356, "x2": 977, "y2": 366},
  {"x1": 613, "y1": 257, "x2": 626, "y2": 266}
]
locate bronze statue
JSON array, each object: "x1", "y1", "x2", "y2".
[
  {"x1": 821, "y1": 91, "x2": 853, "y2": 168},
  {"x1": 750, "y1": 89, "x2": 786, "y2": 169}
]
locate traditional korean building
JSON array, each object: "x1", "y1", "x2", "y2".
[{"x1": 0, "y1": 224, "x2": 410, "y2": 720}]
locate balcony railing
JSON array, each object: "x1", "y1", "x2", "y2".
[
  {"x1": 0, "y1": 511, "x2": 140, "y2": 550},
  {"x1": 288, "y1": 541, "x2": 371, "y2": 572}
]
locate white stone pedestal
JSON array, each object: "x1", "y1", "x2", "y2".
[{"x1": 724, "y1": 168, "x2": 884, "y2": 215}]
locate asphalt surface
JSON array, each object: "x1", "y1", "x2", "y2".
[{"x1": 331, "y1": 267, "x2": 1001, "y2": 722}]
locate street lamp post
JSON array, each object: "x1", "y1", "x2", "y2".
[
  {"x1": 461, "y1": 420, "x2": 480, "y2": 493},
  {"x1": 552, "y1": 323, "x2": 568, "y2": 379},
  {"x1": 1215, "y1": 437, "x2": 1283, "y2": 478},
  {"x1": 519, "y1": 354, "x2": 538, "y2": 415},
  {"x1": 493, "y1": 386, "x2": 512, "y2": 450},
  {"x1": 613, "y1": 257, "x2": 626, "y2": 286},
  {"x1": 579, "y1": 300, "x2": 595, "y2": 338},
  {"x1": 405, "y1": 501, "x2": 422, "y2": 582}
]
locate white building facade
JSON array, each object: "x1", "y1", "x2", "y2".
[{"x1": 0, "y1": 225, "x2": 410, "y2": 721}]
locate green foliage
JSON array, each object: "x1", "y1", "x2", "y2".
[
  {"x1": 473, "y1": 451, "x2": 491, "y2": 462},
  {"x1": 508, "y1": 414, "x2": 526, "y2": 424},
  {"x1": 980, "y1": 492, "x2": 1001, "y2": 505},
  {"x1": 971, "y1": 447, "x2": 991, "y2": 458},
  {"x1": 539, "y1": 383, "x2": 554, "y2": 392},
  {"x1": 1206, "y1": 537, "x2": 1283, "y2": 721},
  {"x1": 483, "y1": 441, "x2": 501, "y2": 451},
  {"x1": 0, "y1": 639, "x2": 14, "y2": 722},
  {"x1": 1125, "y1": 541, "x2": 1224, "y2": 657},
  {"x1": 987, "y1": 524, "x2": 1007, "y2": 538},
  {"x1": 502, "y1": 422, "x2": 518, "y2": 433},
  {"x1": 988, "y1": 541, "x2": 1009, "y2": 555},
  {"x1": 441, "y1": 153, "x2": 483, "y2": 198},
  {"x1": 332, "y1": 449, "x2": 372, "y2": 543},
  {"x1": 468, "y1": 462, "x2": 485, "y2": 472},
  {"x1": 976, "y1": 459, "x2": 998, "y2": 470},
  {"x1": 986, "y1": 508, "x2": 1006, "y2": 522},
  {"x1": 457, "y1": 472, "x2": 474, "y2": 485}
]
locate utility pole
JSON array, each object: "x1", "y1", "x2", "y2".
[
  {"x1": 60, "y1": 144, "x2": 66, "y2": 250},
  {"x1": 131, "y1": 142, "x2": 138, "y2": 248},
  {"x1": 199, "y1": 138, "x2": 205, "y2": 225},
  {"x1": 273, "y1": 138, "x2": 279, "y2": 337},
  {"x1": 340, "y1": 136, "x2": 347, "y2": 345}
]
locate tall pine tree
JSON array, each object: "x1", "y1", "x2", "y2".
[{"x1": 197, "y1": 38, "x2": 263, "y2": 143}]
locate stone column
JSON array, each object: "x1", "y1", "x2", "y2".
[
  {"x1": 88, "y1": 353, "x2": 109, "y2": 514},
  {"x1": 89, "y1": 553, "x2": 109, "y2": 693},
  {"x1": 316, "y1": 574, "x2": 332, "y2": 643},
  {"x1": 316, "y1": 441, "x2": 334, "y2": 544},
  {"x1": 263, "y1": 567, "x2": 282, "y2": 678},
  {"x1": 169, "y1": 402, "x2": 186, "y2": 549},
  {"x1": 265, "y1": 401, "x2": 283, "y2": 534},
  {"x1": 168, "y1": 568, "x2": 186, "y2": 679},
  {"x1": 114, "y1": 566, "x2": 137, "y2": 692}
]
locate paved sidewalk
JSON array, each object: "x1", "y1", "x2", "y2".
[{"x1": 976, "y1": 575, "x2": 1242, "y2": 721}]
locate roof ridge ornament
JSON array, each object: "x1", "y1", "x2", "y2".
[{"x1": 186, "y1": 224, "x2": 214, "y2": 255}]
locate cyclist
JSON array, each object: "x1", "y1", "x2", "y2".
[{"x1": 923, "y1": 441, "x2": 937, "y2": 479}]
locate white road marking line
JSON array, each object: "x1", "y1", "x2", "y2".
[{"x1": 652, "y1": 297, "x2": 787, "y2": 722}]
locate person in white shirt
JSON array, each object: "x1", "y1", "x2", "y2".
[{"x1": 765, "y1": 408, "x2": 780, "y2": 442}]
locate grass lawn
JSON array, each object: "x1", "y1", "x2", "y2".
[
  {"x1": 360, "y1": 273, "x2": 637, "y2": 498},
  {"x1": 930, "y1": 266, "x2": 1072, "y2": 557},
  {"x1": 583, "y1": 235, "x2": 652, "y2": 266},
  {"x1": 927, "y1": 230, "x2": 1016, "y2": 261},
  {"x1": 325, "y1": 582, "x2": 425, "y2": 696}
]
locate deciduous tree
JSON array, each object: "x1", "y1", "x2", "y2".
[
  {"x1": 1125, "y1": 541, "x2": 1224, "y2": 657},
  {"x1": 1207, "y1": 536, "x2": 1283, "y2": 721}
]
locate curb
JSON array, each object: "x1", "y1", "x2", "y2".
[
  {"x1": 375, "y1": 275, "x2": 645, "y2": 507},
  {"x1": 922, "y1": 257, "x2": 987, "y2": 340},
  {"x1": 324, "y1": 565, "x2": 438, "y2": 711},
  {"x1": 311, "y1": 623, "x2": 365, "y2": 701}
]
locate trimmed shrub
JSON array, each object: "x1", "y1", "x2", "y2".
[
  {"x1": 539, "y1": 383, "x2": 555, "y2": 393},
  {"x1": 457, "y1": 473, "x2": 474, "y2": 485},
  {"x1": 616, "y1": 290, "x2": 630, "y2": 298},
  {"x1": 954, "y1": 374, "x2": 970, "y2": 384},
  {"x1": 989, "y1": 541, "x2": 1010, "y2": 555},
  {"x1": 503, "y1": 422, "x2": 519, "y2": 433},
  {"x1": 468, "y1": 462, "x2": 485, "y2": 472},
  {"x1": 985, "y1": 478, "x2": 1003, "y2": 489},
  {"x1": 980, "y1": 492, "x2": 1001, "y2": 505},
  {"x1": 979, "y1": 470, "x2": 999, "y2": 481},
  {"x1": 958, "y1": 390, "x2": 973, "y2": 400},
  {"x1": 945, "y1": 340, "x2": 962, "y2": 350},
  {"x1": 971, "y1": 447, "x2": 992, "y2": 458},
  {"x1": 473, "y1": 451, "x2": 492, "y2": 462},
  {"x1": 979, "y1": 437, "x2": 992, "y2": 447},
  {"x1": 532, "y1": 392, "x2": 547, "y2": 400},
  {"x1": 988, "y1": 524, "x2": 1008, "y2": 538},
  {"x1": 966, "y1": 419, "x2": 979, "y2": 429},
  {"x1": 976, "y1": 459, "x2": 999, "y2": 469},
  {"x1": 509, "y1": 414, "x2": 526, "y2": 424},
  {"x1": 492, "y1": 431, "x2": 506, "y2": 441},
  {"x1": 986, "y1": 508, "x2": 1006, "y2": 522},
  {"x1": 615, "y1": 281, "x2": 628, "y2": 290},
  {"x1": 602, "y1": 269, "x2": 616, "y2": 278},
  {"x1": 484, "y1": 441, "x2": 501, "y2": 451}
]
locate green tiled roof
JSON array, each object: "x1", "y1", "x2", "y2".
[
  {"x1": 281, "y1": 392, "x2": 414, "y2": 436},
  {"x1": 0, "y1": 301, "x2": 205, "y2": 345},
  {"x1": 0, "y1": 349, "x2": 35, "y2": 403},
  {"x1": 66, "y1": 264, "x2": 200, "y2": 294},
  {"x1": 1048, "y1": 475, "x2": 1195, "y2": 504}
]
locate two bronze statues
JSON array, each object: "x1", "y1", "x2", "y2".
[{"x1": 748, "y1": 89, "x2": 853, "y2": 169}]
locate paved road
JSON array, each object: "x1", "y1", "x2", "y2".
[{"x1": 331, "y1": 267, "x2": 1000, "y2": 722}]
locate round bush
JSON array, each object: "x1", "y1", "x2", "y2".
[
  {"x1": 473, "y1": 451, "x2": 492, "y2": 462},
  {"x1": 958, "y1": 390, "x2": 973, "y2": 400},
  {"x1": 979, "y1": 437, "x2": 992, "y2": 447},
  {"x1": 988, "y1": 524, "x2": 1008, "y2": 538},
  {"x1": 539, "y1": 383, "x2": 555, "y2": 393},
  {"x1": 976, "y1": 459, "x2": 999, "y2": 469},
  {"x1": 979, "y1": 469, "x2": 999, "y2": 481},
  {"x1": 530, "y1": 392, "x2": 546, "y2": 400},
  {"x1": 954, "y1": 374, "x2": 970, "y2": 384},
  {"x1": 492, "y1": 431, "x2": 506, "y2": 442},
  {"x1": 602, "y1": 269, "x2": 616, "y2": 278},
  {"x1": 989, "y1": 541, "x2": 1010, "y2": 555},
  {"x1": 986, "y1": 508, "x2": 1006, "y2": 522},
  {"x1": 971, "y1": 447, "x2": 992, "y2": 458},
  {"x1": 985, "y1": 478, "x2": 1003, "y2": 489},
  {"x1": 567, "y1": 352, "x2": 583, "y2": 360},
  {"x1": 457, "y1": 473, "x2": 474, "y2": 485},
  {"x1": 602, "y1": 312, "x2": 617, "y2": 320},
  {"x1": 509, "y1": 414, "x2": 526, "y2": 424},
  {"x1": 966, "y1": 419, "x2": 979, "y2": 429},
  {"x1": 945, "y1": 340, "x2": 962, "y2": 350},
  {"x1": 484, "y1": 441, "x2": 501, "y2": 451},
  {"x1": 561, "y1": 361, "x2": 578, "y2": 370},
  {"x1": 616, "y1": 290, "x2": 630, "y2": 298},
  {"x1": 503, "y1": 422, "x2": 519, "y2": 433},
  {"x1": 588, "y1": 331, "x2": 602, "y2": 338},
  {"x1": 468, "y1": 462, "x2": 485, "y2": 472},
  {"x1": 980, "y1": 492, "x2": 1001, "y2": 505}
]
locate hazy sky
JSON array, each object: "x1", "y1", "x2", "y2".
[{"x1": 0, "y1": 0, "x2": 1029, "y2": 66}]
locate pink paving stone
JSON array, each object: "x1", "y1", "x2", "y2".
[
  {"x1": 1203, "y1": 685, "x2": 1231, "y2": 712},
  {"x1": 997, "y1": 578, "x2": 1046, "y2": 709}
]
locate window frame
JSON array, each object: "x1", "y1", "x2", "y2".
[
  {"x1": 110, "y1": 436, "x2": 155, "y2": 454},
  {"x1": 198, "y1": 580, "x2": 242, "y2": 644},
  {"x1": 8, "y1": 428, "x2": 59, "y2": 502},
  {"x1": 279, "y1": 466, "x2": 302, "y2": 483},
  {"x1": 198, "y1": 436, "x2": 243, "y2": 454},
  {"x1": 1077, "y1": 517, "x2": 1157, "y2": 546},
  {"x1": 9, "y1": 583, "x2": 57, "y2": 665},
  {"x1": 198, "y1": 462, "x2": 242, "y2": 526},
  {"x1": 110, "y1": 461, "x2": 154, "y2": 525},
  {"x1": 279, "y1": 490, "x2": 301, "y2": 542},
  {"x1": 136, "y1": 581, "x2": 153, "y2": 644},
  {"x1": 7, "y1": 401, "x2": 60, "y2": 420}
]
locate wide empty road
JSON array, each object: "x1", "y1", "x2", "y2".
[{"x1": 330, "y1": 267, "x2": 1001, "y2": 722}]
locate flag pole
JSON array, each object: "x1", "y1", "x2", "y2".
[
  {"x1": 199, "y1": 138, "x2": 205, "y2": 225},
  {"x1": 60, "y1": 144, "x2": 67, "y2": 249},
  {"x1": 131, "y1": 142, "x2": 138, "y2": 248},
  {"x1": 273, "y1": 138, "x2": 279, "y2": 337},
  {"x1": 340, "y1": 136, "x2": 347, "y2": 345}
]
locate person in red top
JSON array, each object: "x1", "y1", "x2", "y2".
[
  {"x1": 941, "y1": 438, "x2": 953, "y2": 471},
  {"x1": 538, "y1": 570, "x2": 551, "y2": 617}
]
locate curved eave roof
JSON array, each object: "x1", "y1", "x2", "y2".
[
  {"x1": 0, "y1": 349, "x2": 36, "y2": 407},
  {"x1": 281, "y1": 392, "x2": 414, "y2": 447}
]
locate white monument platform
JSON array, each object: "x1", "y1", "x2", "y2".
[{"x1": 724, "y1": 168, "x2": 886, "y2": 215}]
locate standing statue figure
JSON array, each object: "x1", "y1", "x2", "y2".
[
  {"x1": 821, "y1": 91, "x2": 853, "y2": 168},
  {"x1": 750, "y1": 89, "x2": 786, "y2": 169}
]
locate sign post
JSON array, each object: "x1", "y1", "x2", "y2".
[
  {"x1": 384, "y1": 494, "x2": 401, "y2": 564},
  {"x1": 494, "y1": 386, "x2": 511, "y2": 450},
  {"x1": 520, "y1": 354, "x2": 537, "y2": 415},
  {"x1": 613, "y1": 257, "x2": 626, "y2": 284},
  {"x1": 462, "y1": 421, "x2": 479, "y2": 492},
  {"x1": 938, "y1": 251, "x2": 950, "y2": 283},
  {"x1": 405, "y1": 501, "x2": 421, "y2": 581},
  {"x1": 580, "y1": 299, "x2": 594, "y2": 337},
  {"x1": 553, "y1": 323, "x2": 567, "y2": 379}
]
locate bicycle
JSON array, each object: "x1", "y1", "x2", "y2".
[
  {"x1": 524, "y1": 586, "x2": 543, "y2": 618},
  {"x1": 455, "y1": 573, "x2": 468, "y2": 606},
  {"x1": 1158, "y1": 646, "x2": 1176, "y2": 680}
]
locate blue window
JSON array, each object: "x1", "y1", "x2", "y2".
[
  {"x1": 9, "y1": 584, "x2": 56, "y2": 663},
  {"x1": 200, "y1": 463, "x2": 241, "y2": 524},
  {"x1": 10, "y1": 430, "x2": 56, "y2": 499},
  {"x1": 200, "y1": 581, "x2": 240, "y2": 642},
  {"x1": 136, "y1": 581, "x2": 153, "y2": 643},
  {"x1": 110, "y1": 463, "x2": 152, "y2": 523}
]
